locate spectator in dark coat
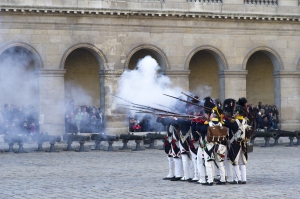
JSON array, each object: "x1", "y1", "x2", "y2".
[
  {"x1": 248, "y1": 104, "x2": 258, "y2": 129},
  {"x1": 262, "y1": 116, "x2": 271, "y2": 131}
]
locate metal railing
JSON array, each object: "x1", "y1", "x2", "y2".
[
  {"x1": 186, "y1": 0, "x2": 222, "y2": 2},
  {"x1": 244, "y1": 0, "x2": 278, "y2": 5}
]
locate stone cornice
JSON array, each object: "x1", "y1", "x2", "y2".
[
  {"x1": 1, "y1": 5, "x2": 300, "y2": 22},
  {"x1": 36, "y1": 69, "x2": 66, "y2": 77},
  {"x1": 218, "y1": 70, "x2": 248, "y2": 78},
  {"x1": 273, "y1": 71, "x2": 300, "y2": 78},
  {"x1": 99, "y1": 70, "x2": 124, "y2": 77},
  {"x1": 165, "y1": 70, "x2": 190, "y2": 76}
]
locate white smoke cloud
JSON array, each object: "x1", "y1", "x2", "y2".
[
  {"x1": 114, "y1": 56, "x2": 185, "y2": 116},
  {"x1": 0, "y1": 47, "x2": 38, "y2": 107},
  {"x1": 64, "y1": 82, "x2": 93, "y2": 108},
  {"x1": 192, "y1": 85, "x2": 212, "y2": 100}
]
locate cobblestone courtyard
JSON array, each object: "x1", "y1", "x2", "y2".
[{"x1": 0, "y1": 144, "x2": 299, "y2": 199}]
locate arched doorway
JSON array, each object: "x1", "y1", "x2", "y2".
[
  {"x1": 123, "y1": 46, "x2": 169, "y2": 132},
  {"x1": 0, "y1": 46, "x2": 39, "y2": 108},
  {"x1": 188, "y1": 50, "x2": 220, "y2": 99},
  {"x1": 125, "y1": 45, "x2": 169, "y2": 72},
  {"x1": 128, "y1": 49, "x2": 160, "y2": 70},
  {"x1": 64, "y1": 48, "x2": 101, "y2": 109},
  {"x1": 246, "y1": 51, "x2": 275, "y2": 106},
  {"x1": 186, "y1": 46, "x2": 227, "y2": 101}
]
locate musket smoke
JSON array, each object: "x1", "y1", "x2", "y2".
[
  {"x1": 0, "y1": 47, "x2": 38, "y2": 107},
  {"x1": 115, "y1": 56, "x2": 183, "y2": 110}
]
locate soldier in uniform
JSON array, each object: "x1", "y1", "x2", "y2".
[
  {"x1": 157, "y1": 116, "x2": 183, "y2": 181},
  {"x1": 223, "y1": 97, "x2": 251, "y2": 184},
  {"x1": 175, "y1": 117, "x2": 193, "y2": 181},
  {"x1": 198, "y1": 97, "x2": 226, "y2": 186},
  {"x1": 198, "y1": 105, "x2": 227, "y2": 186},
  {"x1": 187, "y1": 96, "x2": 201, "y2": 182}
]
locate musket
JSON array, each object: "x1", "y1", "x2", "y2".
[
  {"x1": 112, "y1": 94, "x2": 179, "y2": 115},
  {"x1": 181, "y1": 92, "x2": 200, "y2": 103},
  {"x1": 131, "y1": 105, "x2": 179, "y2": 115},
  {"x1": 111, "y1": 94, "x2": 132, "y2": 104},
  {"x1": 135, "y1": 111, "x2": 156, "y2": 114},
  {"x1": 157, "y1": 113, "x2": 208, "y2": 120},
  {"x1": 111, "y1": 94, "x2": 152, "y2": 109},
  {"x1": 154, "y1": 103, "x2": 176, "y2": 112},
  {"x1": 129, "y1": 107, "x2": 200, "y2": 119},
  {"x1": 163, "y1": 94, "x2": 212, "y2": 111},
  {"x1": 125, "y1": 108, "x2": 155, "y2": 114}
]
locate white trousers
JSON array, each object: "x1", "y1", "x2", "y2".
[
  {"x1": 190, "y1": 149, "x2": 199, "y2": 180},
  {"x1": 166, "y1": 157, "x2": 174, "y2": 178},
  {"x1": 181, "y1": 154, "x2": 191, "y2": 180},
  {"x1": 174, "y1": 157, "x2": 183, "y2": 178},
  {"x1": 197, "y1": 147, "x2": 206, "y2": 183},
  {"x1": 232, "y1": 148, "x2": 247, "y2": 182}
]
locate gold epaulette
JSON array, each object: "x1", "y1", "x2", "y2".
[
  {"x1": 235, "y1": 115, "x2": 244, "y2": 120},
  {"x1": 204, "y1": 121, "x2": 209, "y2": 124},
  {"x1": 211, "y1": 118, "x2": 219, "y2": 122},
  {"x1": 230, "y1": 119, "x2": 235, "y2": 123}
]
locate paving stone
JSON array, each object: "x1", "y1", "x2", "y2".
[{"x1": 0, "y1": 143, "x2": 299, "y2": 198}]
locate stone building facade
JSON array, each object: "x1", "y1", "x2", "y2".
[{"x1": 0, "y1": 0, "x2": 300, "y2": 134}]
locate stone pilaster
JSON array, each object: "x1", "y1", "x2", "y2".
[
  {"x1": 99, "y1": 70, "x2": 129, "y2": 134},
  {"x1": 165, "y1": 70, "x2": 190, "y2": 91},
  {"x1": 274, "y1": 71, "x2": 300, "y2": 130},
  {"x1": 99, "y1": 70, "x2": 124, "y2": 116},
  {"x1": 36, "y1": 69, "x2": 66, "y2": 135},
  {"x1": 218, "y1": 70, "x2": 248, "y2": 102}
]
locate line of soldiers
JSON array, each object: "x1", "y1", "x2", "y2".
[{"x1": 157, "y1": 96, "x2": 252, "y2": 185}]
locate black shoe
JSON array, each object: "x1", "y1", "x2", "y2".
[
  {"x1": 214, "y1": 178, "x2": 220, "y2": 183},
  {"x1": 170, "y1": 177, "x2": 182, "y2": 181},
  {"x1": 229, "y1": 180, "x2": 242, "y2": 184},
  {"x1": 214, "y1": 175, "x2": 220, "y2": 182},
  {"x1": 216, "y1": 181, "x2": 226, "y2": 185},
  {"x1": 202, "y1": 182, "x2": 213, "y2": 186},
  {"x1": 189, "y1": 179, "x2": 199, "y2": 182},
  {"x1": 241, "y1": 181, "x2": 246, "y2": 184},
  {"x1": 163, "y1": 176, "x2": 174, "y2": 180}
]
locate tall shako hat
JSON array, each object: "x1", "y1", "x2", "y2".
[
  {"x1": 235, "y1": 97, "x2": 248, "y2": 117},
  {"x1": 204, "y1": 96, "x2": 215, "y2": 114},
  {"x1": 223, "y1": 98, "x2": 236, "y2": 116},
  {"x1": 215, "y1": 99, "x2": 222, "y2": 108}
]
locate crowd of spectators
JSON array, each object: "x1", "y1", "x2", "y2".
[
  {"x1": 248, "y1": 102, "x2": 279, "y2": 131},
  {"x1": 0, "y1": 104, "x2": 39, "y2": 135},
  {"x1": 65, "y1": 100, "x2": 104, "y2": 134}
]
